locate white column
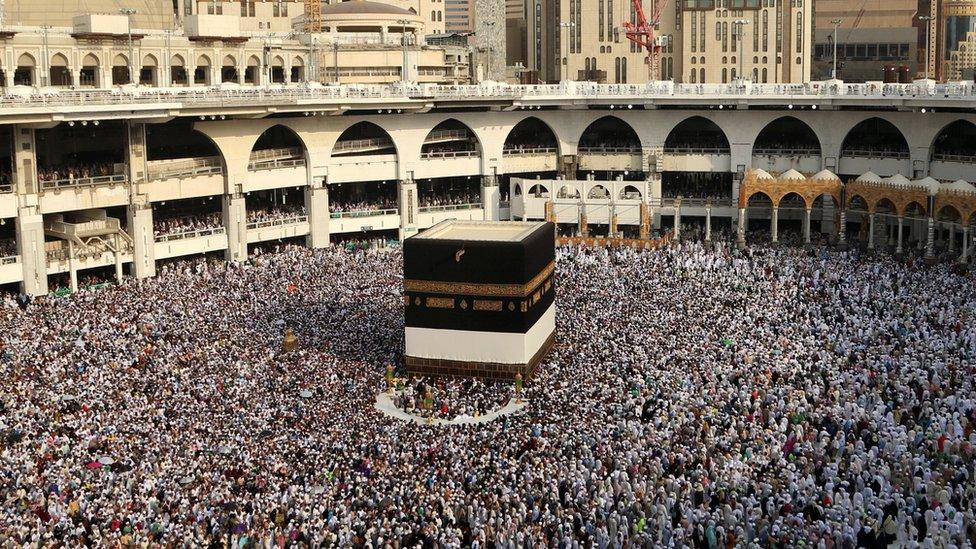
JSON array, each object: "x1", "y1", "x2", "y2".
[
  {"x1": 803, "y1": 208, "x2": 811, "y2": 244},
  {"x1": 704, "y1": 207, "x2": 712, "y2": 242},
  {"x1": 128, "y1": 202, "x2": 156, "y2": 279},
  {"x1": 737, "y1": 207, "x2": 746, "y2": 247},
  {"x1": 113, "y1": 234, "x2": 124, "y2": 282},
  {"x1": 67, "y1": 240, "x2": 78, "y2": 293},
  {"x1": 771, "y1": 206, "x2": 779, "y2": 243},
  {"x1": 838, "y1": 209, "x2": 847, "y2": 247},
  {"x1": 896, "y1": 216, "x2": 904, "y2": 255},
  {"x1": 223, "y1": 194, "x2": 248, "y2": 262},
  {"x1": 925, "y1": 217, "x2": 935, "y2": 259},
  {"x1": 673, "y1": 199, "x2": 681, "y2": 239},
  {"x1": 306, "y1": 184, "x2": 330, "y2": 249},
  {"x1": 16, "y1": 209, "x2": 48, "y2": 296},
  {"x1": 947, "y1": 224, "x2": 956, "y2": 253},
  {"x1": 481, "y1": 174, "x2": 500, "y2": 221},
  {"x1": 960, "y1": 226, "x2": 969, "y2": 263},
  {"x1": 398, "y1": 179, "x2": 419, "y2": 240},
  {"x1": 868, "y1": 213, "x2": 876, "y2": 250}
]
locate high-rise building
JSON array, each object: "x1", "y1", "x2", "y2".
[
  {"x1": 926, "y1": 0, "x2": 976, "y2": 81},
  {"x1": 528, "y1": 0, "x2": 811, "y2": 84},
  {"x1": 446, "y1": 0, "x2": 475, "y2": 32},
  {"x1": 811, "y1": 0, "x2": 919, "y2": 82}
]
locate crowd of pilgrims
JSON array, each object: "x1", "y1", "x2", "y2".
[
  {"x1": 0, "y1": 232, "x2": 974, "y2": 547},
  {"x1": 391, "y1": 377, "x2": 512, "y2": 421}
]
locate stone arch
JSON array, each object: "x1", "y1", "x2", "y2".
[
  {"x1": 331, "y1": 121, "x2": 398, "y2": 159},
  {"x1": 147, "y1": 119, "x2": 227, "y2": 169},
  {"x1": 620, "y1": 184, "x2": 642, "y2": 199},
  {"x1": 930, "y1": 119, "x2": 976, "y2": 161},
  {"x1": 558, "y1": 184, "x2": 580, "y2": 199},
  {"x1": 250, "y1": 124, "x2": 309, "y2": 163},
  {"x1": 292, "y1": 56, "x2": 304, "y2": 66},
  {"x1": 170, "y1": 54, "x2": 184, "y2": 67},
  {"x1": 752, "y1": 116, "x2": 822, "y2": 155},
  {"x1": 17, "y1": 53, "x2": 36, "y2": 67},
  {"x1": 141, "y1": 54, "x2": 157, "y2": 67},
  {"x1": 664, "y1": 115, "x2": 730, "y2": 151},
  {"x1": 588, "y1": 184, "x2": 610, "y2": 199},
  {"x1": 503, "y1": 116, "x2": 560, "y2": 155},
  {"x1": 847, "y1": 193, "x2": 871, "y2": 212},
  {"x1": 779, "y1": 191, "x2": 806, "y2": 209},
  {"x1": 248, "y1": 55, "x2": 261, "y2": 67},
  {"x1": 197, "y1": 55, "x2": 212, "y2": 67},
  {"x1": 113, "y1": 53, "x2": 129, "y2": 66},
  {"x1": 421, "y1": 118, "x2": 482, "y2": 156},
  {"x1": 50, "y1": 53, "x2": 69, "y2": 67},
  {"x1": 577, "y1": 115, "x2": 641, "y2": 151},
  {"x1": 840, "y1": 117, "x2": 909, "y2": 157},
  {"x1": 936, "y1": 203, "x2": 963, "y2": 221},
  {"x1": 222, "y1": 54, "x2": 237, "y2": 67},
  {"x1": 745, "y1": 190, "x2": 774, "y2": 206},
  {"x1": 83, "y1": 53, "x2": 100, "y2": 66},
  {"x1": 528, "y1": 182, "x2": 550, "y2": 197}
]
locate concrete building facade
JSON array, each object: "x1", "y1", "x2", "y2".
[{"x1": 529, "y1": 0, "x2": 812, "y2": 84}]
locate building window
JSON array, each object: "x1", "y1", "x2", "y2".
[
  {"x1": 731, "y1": 21, "x2": 737, "y2": 52},
  {"x1": 615, "y1": 57, "x2": 620, "y2": 82},
  {"x1": 716, "y1": 21, "x2": 721, "y2": 41},
  {"x1": 762, "y1": 10, "x2": 768, "y2": 51},
  {"x1": 762, "y1": 67, "x2": 767, "y2": 81},
  {"x1": 775, "y1": 5, "x2": 782, "y2": 53},
  {"x1": 691, "y1": 68, "x2": 697, "y2": 82},
  {"x1": 700, "y1": 12, "x2": 706, "y2": 51},
  {"x1": 599, "y1": 0, "x2": 605, "y2": 41},
  {"x1": 700, "y1": 67, "x2": 704, "y2": 82},
  {"x1": 753, "y1": 15, "x2": 759, "y2": 51},
  {"x1": 622, "y1": 57, "x2": 627, "y2": 82},
  {"x1": 722, "y1": 67, "x2": 727, "y2": 82},
  {"x1": 722, "y1": 22, "x2": 728, "y2": 52},
  {"x1": 795, "y1": 12, "x2": 802, "y2": 53},
  {"x1": 691, "y1": 11, "x2": 697, "y2": 53}
]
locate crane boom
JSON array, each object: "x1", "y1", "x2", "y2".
[{"x1": 623, "y1": 0, "x2": 670, "y2": 80}]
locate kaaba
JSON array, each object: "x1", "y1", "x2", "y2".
[{"x1": 403, "y1": 220, "x2": 556, "y2": 381}]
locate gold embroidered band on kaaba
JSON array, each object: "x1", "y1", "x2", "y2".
[{"x1": 404, "y1": 261, "x2": 555, "y2": 298}]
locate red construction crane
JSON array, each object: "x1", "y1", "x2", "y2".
[{"x1": 623, "y1": 0, "x2": 670, "y2": 80}]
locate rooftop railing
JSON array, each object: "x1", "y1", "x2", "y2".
[
  {"x1": 6, "y1": 80, "x2": 976, "y2": 110},
  {"x1": 147, "y1": 156, "x2": 223, "y2": 181},
  {"x1": 752, "y1": 148, "x2": 821, "y2": 157},
  {"x1": 503, "y1": 147, "x2": 558, "y2": 156},
  {"x1": 932, "y1": 152, "x2": 976, "y2": 163}
]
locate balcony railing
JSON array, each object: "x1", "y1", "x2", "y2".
[
  {"x1": 148, "y1": 157, "x2": 223, "y2": 181},
  {"x1": 840, "y1": 149, "x2": 910, "y2": 159},
  {"x1": 418, "y1": 202, "x2": 481, "y2": 213},
  {"x1": 332, "y1": 137, "x2": 395, "y2": 154},
  {"x1": 41, "y1": 174, "x2": 127, "y2": 191},
  {"x1": 663, "y1": 147, "x2": 731, "y2": 155},
  {"x1": 246, "y1": 215, "x2": 308, "y2": 229},
  {"x1": 329, "y1": 208, "x2": 398, "y2": 219},
  {"x1": 154, "y1": 227, "x2": 226, "y2": 242},
  {"x1": 578, "y1": 146, "x2": 642, "y2": 154},
  {"x1": 420, "y1": 150, "x2": 479, "y2": 159},
  {"x1": 932, "y1": 152, "x2": 976, "y2": 163},
  {"x1": 503, "y1": 147, "x2": 558, "y2": 156},
  {"x1": 248, "y1": 157, "x2": 307, "y2": 171},
  {"x1": 752, "y1": 148, "x2": 821, "y2": 157}
]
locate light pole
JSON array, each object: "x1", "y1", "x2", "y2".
[
  {"x1": 830, "y1": 19, "x2": 841, "y2": 79},
  {"x1": 734, "y1": 19, "x2": 749, "y2": 81},
  {"x1": 396, "y1": 19, "x2": 410, "y2": 82},
  {"x1": 119, "y1": 8, "x2": 137, "y2": 85},
  {"x1": 560, "y1": 22, "x2": 575, "y2": 81},
  {"x1": 919, "y1": 15, "x2": 933, "y2": 80},
  {"x1": 40, "y1": 25, "x2": 51, "y2": 86}
]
